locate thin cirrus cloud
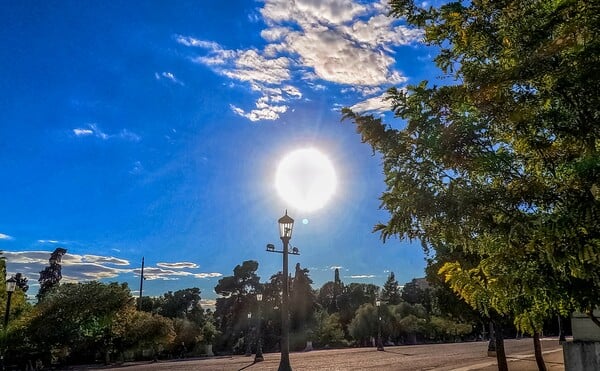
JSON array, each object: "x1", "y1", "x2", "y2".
[
  {"x1": 155, "y1": 71, "x2": 184, "y2": 85},
  {"x1": 0, "y1": 233, "x2": 14, "y2": 240},
  {"x1": 3, "y1": 250, "x2": 223, "y2": 296},
  {"x1": 176, "y1": 0, "x2": 422, "y2": 121},
  {"x1": 37, "y1": 239, "x2": 60, "y2": 244},
  {"x1": 348, "y1": 274, "x2": 376, "y2": 279},
  {"x1": 72, "y1": 123, "x2": 141, "y2": 142},
  {"x1": 131, "y1": 266, "x2": 222, "y2": 281},
  {"x1": 157, "y1": 262, "x2": 199, "y2": 269}
]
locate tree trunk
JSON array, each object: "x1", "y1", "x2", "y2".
[
  {"x1": 494, "y1": 322, "x2": 508, "y2": 371},
  {"x1": 533, "y1": 332, "x2": 547, "y2": 371}
]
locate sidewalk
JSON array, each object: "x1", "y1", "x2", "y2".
[{"x1": 467, "y1": 347, "x2": 564, "y2": 371}]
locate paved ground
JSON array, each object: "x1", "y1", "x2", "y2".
[{"x1": 85, "y1": 338, "x2": 565, "y2": 371}]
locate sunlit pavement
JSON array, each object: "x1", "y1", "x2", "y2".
[{"x1": 88, "y1": 338, "x2": 565, "y2": 371}]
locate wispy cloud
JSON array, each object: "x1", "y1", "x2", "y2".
[
  {"x1": 73, "y1": 128, "x2": 94, "y2": 136},
  {"x1": 37, "y1": 239, "x2": 60, "y2": 244},
  {"x1": 129, "y1": 161, "x2": 144, "y2": 175},
  {"x1": 349, "y1": 92, "x2": 392, "y2": 114},
  {"x1": 4, "y1": 250, "x2": 223, "y2": 296},
  {"x1": 72, "y1": 123, "x2": 140, "y2": 142},
  {"x1": 177, "y1": 0, "x2": 421, "y2": 122},
  {"x1": 157, "y1": 262, "x2": 199, "y2": 269},
  {"x1": 155, "y1": 71, "x2": 184, "y2": 85},
  {"x1": 193, "y1": 272, "x2": 223, "y2": 279},
  {"x1": 0, "y1": 233, "x2": 13, "y2": 240},
  {"x1": 347, "y1": 274, "x2": 376, "y2": 279},
  {"x1": 132, "y1": 266, "x2": 222, "y2": 281}
]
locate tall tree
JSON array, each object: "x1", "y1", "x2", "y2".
[
  {"x1": 290, "y1": 263, "x2": 316, "y2": 332},
  {"x1": 382, "y1": 272, "x2": 402, "y2": 305},
  {"x1": 343, "y1": 1, "x2": 600, "y2": 369},
  {"x1": 37, "y1": 248, "x2": 67, "y2": 301},
  {"x1": 159, "y1": 288, "x2": 203, "y2": 320},
  {"x1": 213, "y1": 260, "x2": 260, "y2": 351}
]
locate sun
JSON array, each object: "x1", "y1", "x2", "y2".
[{"x1": 275, "y1": 148, "x2": 337, "y2": 212}]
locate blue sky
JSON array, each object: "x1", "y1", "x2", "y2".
[{"x1": 0, "y1": 0, "x2": 440, "y2": 305}]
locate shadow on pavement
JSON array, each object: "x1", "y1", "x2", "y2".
[{"x1": 238, "y1": 361, "x2": 261, "y2": 370}]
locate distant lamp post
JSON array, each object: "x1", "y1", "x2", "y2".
[
  {"x1": 558, "y1": 316, "x2": 566, "y2": 344},
  {"x1": 375, "y1": 299, "x2": 384, "y2": 351},
  {"x1": 255, "y1": 293, "x2": 264, "y2": 363},
  {"x1": 266, "y1": 210, "x2": 299, "y2": 371},
  {"x1": 4, "y1": 277, "x2": 16, "y2": 329},
  {"x1": 245, "y1": 312, "x2": 253, "y2": 356}
]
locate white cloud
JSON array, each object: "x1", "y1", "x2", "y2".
[
  {"x1": 348, "y1": 274, "x2": 376, "y2": 279},
  {"x1": 157, "y1": 262, "x2": 199, "y2": 269},
  {"x1": 194, "y1": 272, "x2": 223, "y2": 279},
  {"x1": 119, "y1": 129, "x2": 141, "y2": 142},
  {"x1": 0, "y1": 233, "x2": 13, "y2": 240},
  {"x1": 349, "y1": 92, "x2": 391, "y2": 113},
  {"x1": 177, "y1": 0, "x2": 420, "y2": 122},
  {"x1": 133, "y1": 266, "x2": 222, "y2": 281},
  {"x1": 129, "y1": 161, "x2": 143, "y2": 175},
  {"x1": 79, "y1": 255, "x2": 130, "y2": 266},
  {"x1": 72, "y1": 124, "x2": 140, "y2": 142},
  {"x1": 155, "y1": 71, "x2": 184, "y2": 85},
  {"x1": 73, "y1": 128, "x2": 94, "y2": 136},
  {"x1": 37, "y1": 239, "x2": 60, "y2": 244}
]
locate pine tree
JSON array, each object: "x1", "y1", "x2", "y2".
[{"x1": 382, "y1": 272, "x2": 402, "y2": 305}]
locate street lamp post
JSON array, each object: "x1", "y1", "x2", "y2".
[
  {"x1": 558, "y1": 315, "x2": 566, "y2": 344},
  {"x1": 375, "y1": 299, "x2": 384, "y2": 351},
  {"x1": 255, "y1": 293, "x2": 264, "y2": 363},
  {"x1": 266, "y1": 210, "x2": 298, "y2": 371},
  {"x1": 4, "y1": 278, "x2": 16, "y2": 329},
  {"x1": 245, "y1": 312, "x2": 252, "y2": 356}
]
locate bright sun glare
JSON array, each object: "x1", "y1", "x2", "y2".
[{"x1": 275, "y1": 148, "x2": 337, "y2": 212}]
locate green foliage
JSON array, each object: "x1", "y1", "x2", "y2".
[
  {"x1": 122, "y1": 310, "x2": 175, "y2": 353},
  {"x1": 37, "y1": 248, "x2": 67, "y2": 301},
  {"x1": 9, "y1": 281, "x2": 133, "y2": 364},
  {"x1": 313, "y1": 310, "x2": 346, "y2": 348},
  {"x1": 344, "y1": 0, "x2": 600, "y2": 335},
  {"x1": 348, "y1": 304, "x2": 378, "y2": 342},
  {"x1": 290, "y1": 263, "x2": 317, "y2": 332},
  {"x1": 382, "y1": 272, "x2": 402, "y2": 305},
  {"x1": 214, "y1": 260, "x2": 261, "y2": 351},
  {"x1": 159, "y1": 287, "x2": 203, "y2": 319}
]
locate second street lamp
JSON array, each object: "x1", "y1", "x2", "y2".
[
  {"x1": 255, "y1": 293, "x2": 264, "y2": 363},
  {"x1": 266, "y1": 210, "x2": 299, "y2": 371},
  {"x1": 245, "y1": 312, "x2": 252, "y2": 356},
  {"x1": 375, "y1": 298, "x2": 384, "y2": 351},
  {"x1": 4, "y1": 277, "x2": 16, "y2": 329}
]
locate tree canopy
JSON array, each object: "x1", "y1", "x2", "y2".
[{"x1": 343, "y1": 0, "x2": 600, "y2": 341}]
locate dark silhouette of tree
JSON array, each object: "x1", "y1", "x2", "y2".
[
  {"x1": 159, "y1": 288, "x2": 203, "y2": 319},
  {"x1": 37, "y1": 247, "x2": 67, "y2": 301},
  {"x1": 290, "y1": 263, "x2": 316, "y2": 333},
  {"x1": 382, "y1": 272, "x2": 402, "y2": 305},
  {"x1": 213, "y1": 260, "x2": 260, "y2": 352}
]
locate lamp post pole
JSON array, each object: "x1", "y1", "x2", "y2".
[
  {"x1": 3, "y1": 278, "x2": 16, "y2": 329},
  {"x1": 255, "y1": 293, "x2": 264, "y2": 362},
  {"x1": 558, "y1": 316, "x2": 566, "y2": 344},
  {"x1": 279, "y1": 212, "x2": 292, "y2": 371},
  {"x1": 266, "y1": 210, "x2": 298, "y2": 371},
  {"x1": 245, "y1": 312, "x2": 252, "y2": 356},
  {"x1": 2, "y1": 277, "x2": 17, "y2": 369},
  {"x1": 376, "y1": 299, "x2": 384, "y2": 351}
]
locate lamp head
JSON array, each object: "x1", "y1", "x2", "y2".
[
  {"x1": 6, "y1": 277, "x2": 17, "y2": 293},
  {"x1": 278, "y1": 210, "x2": 294, "y2": 239}
]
